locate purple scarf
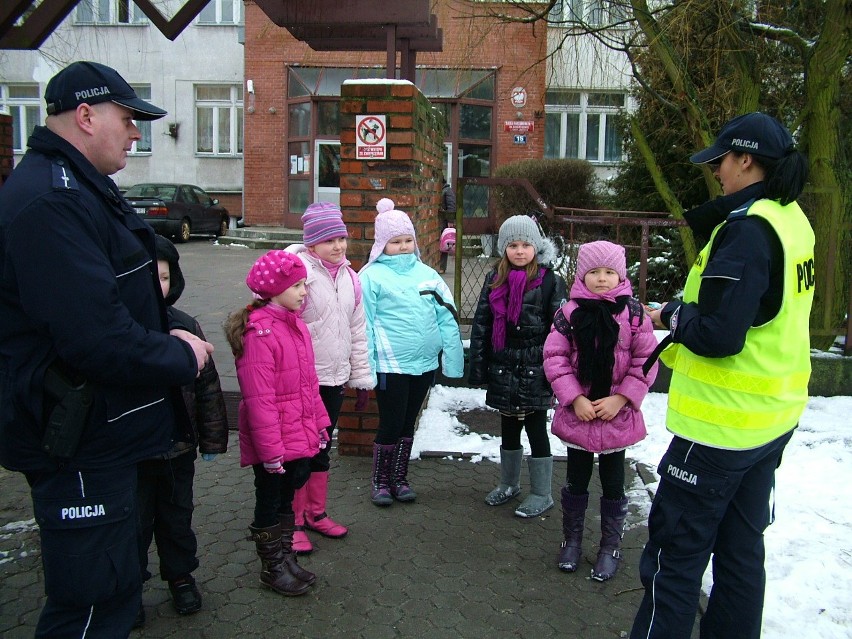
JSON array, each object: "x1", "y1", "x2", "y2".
[{"x1": 489, "y1": 268, "x2": 545, "y2": 351}]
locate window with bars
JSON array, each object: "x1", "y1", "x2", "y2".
[
  {"x1": 0, "y1": 84, "x2": 40, "y2": 152},
  {"x1": 74, "y1": 0, "x2": 147, "y2": 24},
  {"x1": 544, "y1": 91, "x2": 625, "y2": 164},
  {"x1": 129, "y1": 84, "x2": 152, "y2": 154},
  {"x1": 198, "y1": 0, "x2": 242, "y2": 25},
  {"x1": 195, "y1": 85, "x2": 243, "y2": 156}
]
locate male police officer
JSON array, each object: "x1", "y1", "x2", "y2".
[{"x1": 0, "y1": 61, "x2": 213, "y2": 637}]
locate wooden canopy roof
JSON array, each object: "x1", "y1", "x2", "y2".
[{"x1": 1, "y1": 0, "x2": 442, "y2": 79}]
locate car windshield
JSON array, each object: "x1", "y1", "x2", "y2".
[{"x1": 125, "y1": 184, "x2": 177, "y2": 201}]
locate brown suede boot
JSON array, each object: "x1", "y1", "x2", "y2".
[
  {"x1": 248, "y1": 523, "x2": 311, "y2": 596},
  {"x1": 278, "y1": 514, "x2": 317, "y2": 585}
]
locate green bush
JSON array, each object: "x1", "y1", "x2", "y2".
[{"x1": 492, "y1": 158, "x2": 599, "y2": 224}]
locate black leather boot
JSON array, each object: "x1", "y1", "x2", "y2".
[
  {"x1": 278, "y1": 513, "x2": 317, "y2": 585},
  {"x1": 248, "y1": 523, "x2": 311, "y2": 596},
  {"x1": 557, "y1": 488, "x2": 589, "y2": 572},
  {"x1": 591, "y1": 496, "x2": 629, "y2": 581}
]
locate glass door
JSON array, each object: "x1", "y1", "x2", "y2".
[{"x1": 314, "y1": 140, "x2": 341, "y2": 206}]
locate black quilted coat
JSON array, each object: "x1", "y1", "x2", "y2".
[{"x1": 468, "y1": 266, "x2": 566, "y2": 413}]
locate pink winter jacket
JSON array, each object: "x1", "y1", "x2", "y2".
[
  {"x1": 287, "y1": 245, "x2": 375, "y2": 389},
  {"x1": 543, "y1": 279, "x2": 658, "y2": 454},
  {"x1": 236, "y1": 303, "x2": 330, "y2": 467}
]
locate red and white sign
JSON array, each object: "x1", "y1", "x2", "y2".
[
  {"x1": 504, "y1": 120, "x2": 534, "y2": 133},
  {"x1": 510, "y1": 86, "x2": 527, "y2": 108},
  {"x1": 356, "y1": 115, "x2": 387, "y2": 159}
]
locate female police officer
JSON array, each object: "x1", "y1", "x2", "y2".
[{"x1": 631, "y1": 112, "x2": 814, "y2": 639}]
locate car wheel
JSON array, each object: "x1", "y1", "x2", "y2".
[
  {"x1": 177, "y1": 219, "x2": 191, "y2": 243},
  {"x1": 217, "y1": 216, "x2": 229, "y2": 237}
]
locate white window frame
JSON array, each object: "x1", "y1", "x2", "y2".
[
  {"x1": 545, "y1": 91, "x2": 625, "y2": 164},
  {"x1": 551, "y1": 0, "x2": 629, "y2": 27},
  {"x1": 0, "y1": 84, "x2": 41, "y2": 153},
  {"x1": 128, "y1": 84, "x2": 152, "y2": 155},
  {"x1": 74, "y1": 0, "x2": 148, "y2": 25},
  {"x1": 197, "y1": 0, "x2": 243, "y2": 25},
  {"x1": 195, "y1": 85, "x2": 243, "y2": 157}
]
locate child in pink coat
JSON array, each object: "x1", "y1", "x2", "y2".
[
  {"x1": 224, "y1": 250, "x2": 330, "y2": 597},
  {"x1": 543, "y1": 240, "x2": 658, "y2": 582},
  {"x1": 286, "y1": 202, "x2": 375, "y2": 553}
]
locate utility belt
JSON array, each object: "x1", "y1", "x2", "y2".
[{"x1": 42, "y1": 362, "x2": 93, "y2": 459}]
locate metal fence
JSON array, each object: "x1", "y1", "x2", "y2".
[{"x1": 449, "y1": 178, "x2": 850, "y2": 355}]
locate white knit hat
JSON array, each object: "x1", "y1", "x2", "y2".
[{"x1": 366, "y1": 198, "x2": 419, "y2": 265}]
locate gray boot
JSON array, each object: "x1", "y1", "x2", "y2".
[
  {"x1": 485, "y1": 447, "x2": 523, "y2": 506},
  {"x1": 515, "y1": 456, "x2": 554, "y2": 518}
]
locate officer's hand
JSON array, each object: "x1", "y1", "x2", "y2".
[
  {"x1": 202, "y1": 453, "x2": 217, "y2": 462},
  {"x1": 647, "y1": 307, "x2": 666, "y2": 330},
  {"x1": 171, "y1": 329, "x2": 215, "y2": 373}
]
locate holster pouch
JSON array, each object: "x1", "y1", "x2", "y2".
[{"x1": 41, "y1": 364, "x2": 93, "y2": 459}]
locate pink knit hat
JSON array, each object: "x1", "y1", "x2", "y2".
[
  {"x1": 576, "y1": 240, "x2": 627, "y2": 282},
  {"x1": 367, "y1": 198, "x2": 419, "y2": 265},
  {"x1": 245, "y1": 250, "x2": 307, "y2": 299},
  {"x1": 301, "y1": 202, "x2": 348, "y2": 246}
]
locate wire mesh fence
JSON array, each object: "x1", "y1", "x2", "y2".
[{"x1": 449, "y1": 204, "x2": 688, "y2": 323}]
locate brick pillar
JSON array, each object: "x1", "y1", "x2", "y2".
[
  {"x1": 0, "y1": 114, "x2": 13, "y2": 187},
  {"x1": 336, "y1": 80, "x2": 446, "y2": 457}
]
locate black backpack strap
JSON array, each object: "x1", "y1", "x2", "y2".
[
  {"x1": 553, "y1": 306, "x2": 572, "y2": 338},
  {"x1": 626, "y1": 297, "x2": 644, "y2": 333}
]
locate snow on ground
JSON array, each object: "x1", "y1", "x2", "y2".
[{"x1": 412, "y1": 385, "x2": 852, "y2": 639}]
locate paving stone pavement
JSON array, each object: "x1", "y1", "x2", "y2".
[
  {"x1": 0, "y1": 238, "x2": 700, "y2": 638},
  {"x1": 1, "y1": 435, "x2": 666, "y2": 639}
]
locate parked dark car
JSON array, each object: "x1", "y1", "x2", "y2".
[{"x1": 124, "y1": 183, "x2": 230, "y2": 243}]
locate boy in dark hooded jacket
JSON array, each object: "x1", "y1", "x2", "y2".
[{"x1": 135, "y1": 236, "x2": 229, "y2": 624}]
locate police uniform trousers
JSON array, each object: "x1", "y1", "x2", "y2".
[
  {"x1": 137, "y1": 451, "x2": 199, "y2": 583},
  {"x1": 27, "y1": 464, "x2": 141, "y2": 638},
  {"x1": 630, "y1": 430, "x2": 794, "y2": 639}
]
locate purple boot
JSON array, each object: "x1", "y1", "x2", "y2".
[
  {"x1": 591, "y1": 496, "x2": 629, "y2": 581},
  {"x1": 371, "y1": 443, "x2": 396, "y2": 506},
  {"x1": 557, "y1": 488, "x2": 589, "y2": 572},
  {"x1": 390, "y1": 437, "x2": 417, "y2": 502}
]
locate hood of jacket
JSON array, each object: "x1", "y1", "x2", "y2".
[{"x1": 154, "y1": 234, "x2": 185, "y2": 306}]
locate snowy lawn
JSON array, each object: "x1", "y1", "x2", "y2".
[{"x1": 413, "y1": 385, "x2": 852, "y2": 639}]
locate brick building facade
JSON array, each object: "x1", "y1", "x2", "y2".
[{"x1": 242, "y1": 0, "x2": 547, "y2": 229}]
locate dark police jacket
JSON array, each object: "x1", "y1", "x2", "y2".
[{"x1": 0, "y1": 126, "x2": 198, "y2": 472}]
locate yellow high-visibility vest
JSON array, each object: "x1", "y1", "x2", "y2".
[{"x1": 662, "y1": 198, "x2": 815, "y2": 449}]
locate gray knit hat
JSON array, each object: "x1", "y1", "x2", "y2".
[
  {"x1": 497, "y1": 215, "x2": 541, "y2": 255},
  {"x1": 497, "y1": 215, "x2": 556, "y2": 265}
]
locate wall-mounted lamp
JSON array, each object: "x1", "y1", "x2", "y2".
[
  {"x1": 246, "y1": 79, "x2": 256, "y2": 114},
  {"x1": 165, "y1": 122, "x2": 179, "y2": 139},
  {"x1": 516, "y1": 110, "x2": 524, "y2": 119}
]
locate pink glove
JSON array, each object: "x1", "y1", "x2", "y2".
[
  {"x1": 263, "y1": 457, "x2": 285, "y2": 474},
  {"x1": 355, "y1": 389, "x2": 370, "y2": 412}
]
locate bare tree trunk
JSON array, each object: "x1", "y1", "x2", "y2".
[{"x1": 801, "y1": 0, "x2": 851, "y2": 348}]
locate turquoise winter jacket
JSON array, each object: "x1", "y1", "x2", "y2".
[{"x1": 359, "y1": 253, "x2": 464, "y2": 378}]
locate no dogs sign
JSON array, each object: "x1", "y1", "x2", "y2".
[{"x1": 356, "y1": 115, "x2": 387, "y2": 160}]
